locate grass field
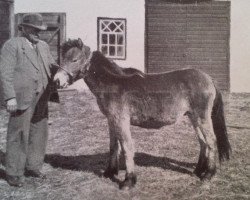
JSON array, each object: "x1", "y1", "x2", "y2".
[{"x1": 0, "y1": 90, "x2": 249, "y2": 200}]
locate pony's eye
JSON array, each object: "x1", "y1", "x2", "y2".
[{"x1": 73, "y1": 59, "x2": 78, "y2": 62}]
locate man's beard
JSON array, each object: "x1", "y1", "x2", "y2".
[{"x1": 23, "y1": 32, "x2": 40, "y2": 44}]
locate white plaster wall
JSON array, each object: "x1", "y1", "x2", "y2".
[{"x1": 230, "y1": 0, "x2": 250, "y2": 92}]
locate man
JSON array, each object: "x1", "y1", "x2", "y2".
[{"x1": 0, "y1": 13, "x2": 59, "y2": 187}]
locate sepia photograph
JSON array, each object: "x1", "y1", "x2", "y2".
[{"x1": 0, "y1": 0, "x2": 249, "y2": 199}]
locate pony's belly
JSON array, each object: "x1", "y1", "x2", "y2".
[
  {"x1": 130, "y1": 115, "x2": 176, "y2": 129},
  {"x1": 129, "y1": 92, "x2": 178, "y2": 128}
]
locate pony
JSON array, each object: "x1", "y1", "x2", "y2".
[{"x1": 54, "y1": 38, "x2": 231, "y2": 190}]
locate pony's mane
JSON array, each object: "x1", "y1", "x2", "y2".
[
  {"x1": 90, "y1": 51, "x2": 145, "y2": 78},
  {"x1": 61, "y1": 39, "x2": 83, "y2": 58},
  {"x1": 90, "y1": 51, "x2": 123, "y2": 75}
]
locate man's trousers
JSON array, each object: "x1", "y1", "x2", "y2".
[{"x1": 5, "y1": 88, "x2": 50, "y2": 176}]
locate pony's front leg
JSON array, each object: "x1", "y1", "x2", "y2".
[
  {"x1": 117, "y1": 118, "x2": 137, "y2": 190},
  {"x1": 103, "y1": 121, "x2": 121, "y2": 179},
  {"x1": 107, "y1": 114, "x2": 137, "y2": 190}
]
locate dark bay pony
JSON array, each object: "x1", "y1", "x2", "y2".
[{"x1": 54, "y1": 38, "x2": 231, "y2": 190}]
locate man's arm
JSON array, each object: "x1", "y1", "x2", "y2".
[
  {"x1": 0, "y1": 40, "x2": 17, "y2": 112},
  {"x1": 45, "y1": 43, "x2": 60, "y2": 76},
  {"x1": 45, "y1": 42, "x2": 60, "y2": 103},
  {"x1": 5, "y1": 98, "x2": 17, "y2": 113}
]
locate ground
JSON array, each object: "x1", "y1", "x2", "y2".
[{"x1": 0, "y1": 90, "x2": 249, "y2": 200}]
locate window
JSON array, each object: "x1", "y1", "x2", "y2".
[{"x1": 98, "y1": 17, "x2": 126, "y2": 60}]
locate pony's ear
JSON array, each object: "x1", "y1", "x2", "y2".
[
  {"x1": 85, "y1": 45, "x2": 91, "y2": 58},
  {"x1": 78, "y1": 38, "x2": 83, "y2": 49}
]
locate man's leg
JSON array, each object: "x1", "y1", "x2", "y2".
[
  {"x1": 25, "y1": 89, "x2": 49, "y2": 176},
  {"x1": 5, "y1": 108, "x2": 32, "y2": 186}
]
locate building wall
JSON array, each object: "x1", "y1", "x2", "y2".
[
  {"x1": 230, "y1": 0, "x2": 250, "y2": 93},
  {"x1": 145, "y1": 0, "x2": 230, "y2": 91}
]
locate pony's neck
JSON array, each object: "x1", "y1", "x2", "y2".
[{"x1": 92, "y1": 51, "x2": 123, "y2": 76}]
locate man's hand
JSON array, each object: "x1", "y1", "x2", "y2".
[{"x1": 6, "y1": 98, "x2": 17, "y2": 113}]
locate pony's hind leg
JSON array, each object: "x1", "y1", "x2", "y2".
[
  {"x1": 188, "y1": 113, "x2": 207, "y2": 178},
  {"x1": 188, "y1": 110, "x2": 217, "y2": 180},
  {"x1": 197, "y1": 115, "x2": 217, "y2": 180}
]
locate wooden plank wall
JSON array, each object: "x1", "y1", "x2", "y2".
[
  {"x1": 39, "y1": 13, "x2": 66, "y2": 64},
  {"x1": 0, "y1": 0, "x2": 14, "y2": 107},
  {"x1": 0, "y1": 0, "x2": 14, "y2": 49},
  {"x1": 145, "y1": 0, "x2": 230, "y2": 91},
  {"x1": 15, "y1": 13, "x2": 66, "y2": 64}
]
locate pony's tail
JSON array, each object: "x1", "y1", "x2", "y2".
[{"x1": 212, "y1": 89, "x2": 232, "y2": 162}]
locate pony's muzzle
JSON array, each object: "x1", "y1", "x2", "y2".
[
  {"x1": 54, "y1": 79, "x2": 60, "y2": 88},
  {"x1": 53, "y1": 71, "x2": 70, "y2": 88},
  {"x1": 53, "y1": 78, "x2": 66, "y2": 89}
]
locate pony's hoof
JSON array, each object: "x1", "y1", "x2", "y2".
[
  {"x1": 119, "y1": 173, "x2": 137, "y2": 190},
  {"x1": 193, "y1": 168, "x2": 203, "y2": 178},
  {"x1": 193, "y1": 169, "x2": 202, "y2": 177},
  {"x1": 200, "y1": 169, "x2": 216, "y2": 181},
  {"x1": 103, "y1": 168, "x2": 118, "y2": 179}
]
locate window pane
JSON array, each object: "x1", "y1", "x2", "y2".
[
  {"x1": 109, "y1": 22, "x2": 116, "y2": 31},
  {"x1": 101, "y1": 45, "x2": 108, "y2": 55},
  {"x1": 103, "y1": 27, "x2": 110, "y2": 32},
  {"x1": 109, "y1": 46, "x2": 115, "y2": 56},
  {"x1": 102, "y1": 34, "x2": 108, "y2": 44},
  {"x1": 117, "y1": 46, "x2": 123, "y2": 57},
  {"x1": 103, "y1": 21, "x2": 109, "y2": 25},
  {"x1": 114, "y1": 21, "x2": 121, "y2": 32},
  {"x1": 101, "y1": 23, "x2": 105, "y2": 30},
  {"x1": 117, "y1": 34, "x2": 124, "y2": 45},
  {"x1": 102, "y1": 21, "x2": 110, "y2": 32},
  {"x1": 115, "y1": 21, "x2": 121, "y2": 26},
  {"x1": 109, "y1": 34, "x2": 115, "y2": 45},
  {"x1": 120, "y1": 24, "x2": 124, "y2": 31}
]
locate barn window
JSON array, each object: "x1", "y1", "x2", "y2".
[{"x1": 97, "y1": 17, "x2": 126, "y2": 60}]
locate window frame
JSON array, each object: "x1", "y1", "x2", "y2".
[{"x1": 97, "y1": 17, "x2": 127, "y2": 60}]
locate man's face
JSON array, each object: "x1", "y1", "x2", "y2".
[{"x1": 21, "y1": 26, "x2": 41, "y2": 44}]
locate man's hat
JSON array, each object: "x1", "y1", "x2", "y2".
[{"x1": 18, "y1": 13, "x2": 47, "y2": 31}]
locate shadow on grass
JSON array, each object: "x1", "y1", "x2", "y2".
[
  {"x1": 0, "y1": 149, "x2": 6, "y2": 180},
  {"x1": 45, "y1": 153, "x2": 109, "y2": 177},
  {"x1": 0, "y1": 149, "x2": 195, "y2": 183},
  {"x1": 0, "y1": 150, "x2": 5, "y2": 164},
  {"x1": 135, "y1": 152, "x2": 195, "y2": 175},
  {"x1": 0, "y1": 168, "x2": 5, "y2": 180},
  {"x1": 45, "y1": 152, "x2": 196, "y2": 177}
]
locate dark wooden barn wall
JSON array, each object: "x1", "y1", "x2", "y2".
[
  {"x1": 0, "y1": 0, "x2": 14, "y2": 107},
  {"x1": 15, "y1": 13, "x2": 66, "y2": 65},
  {"x1": 145, "y1": 0, "x2": 230, "y2": 91},
  {"x1": 0, "y1": 0, "x2": 14, "y2": 49}
]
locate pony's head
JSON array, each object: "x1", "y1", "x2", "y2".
[{"x1": 54, "y1": 38, "x2": 90, "y2": 88}]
